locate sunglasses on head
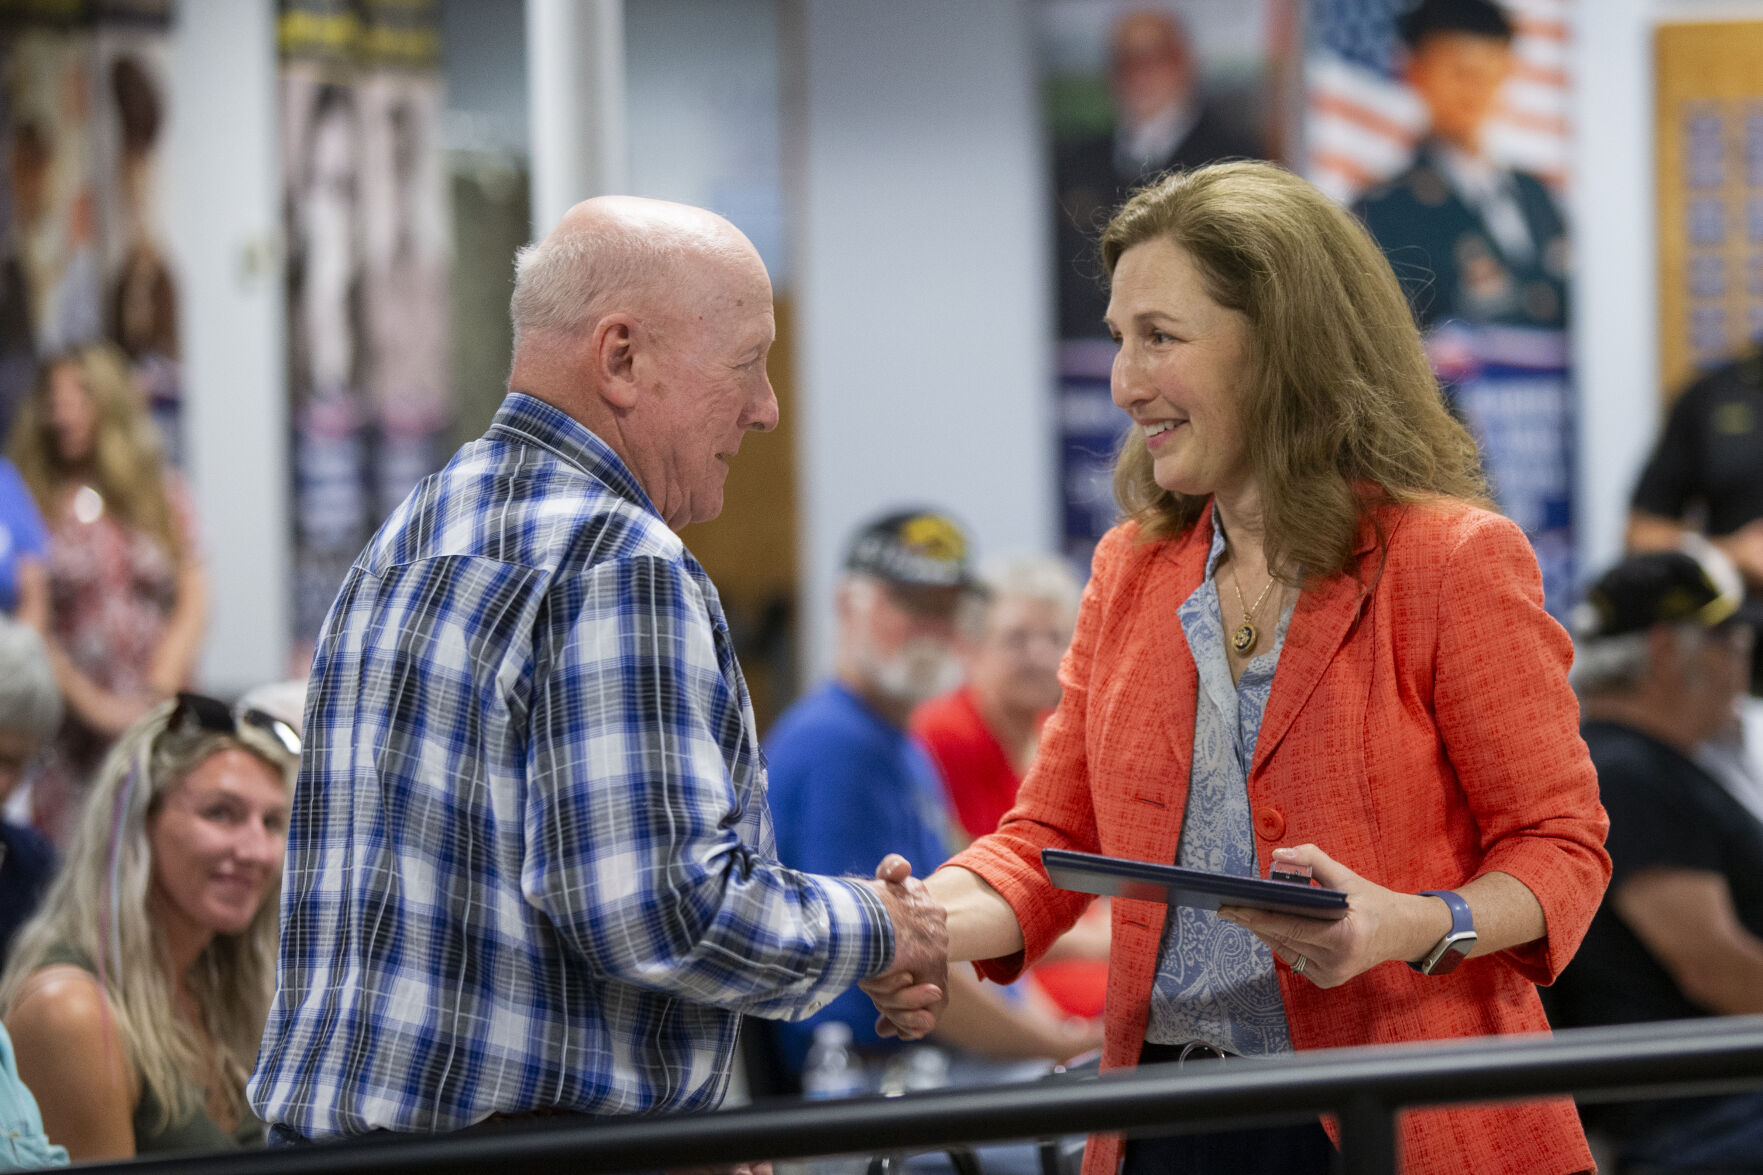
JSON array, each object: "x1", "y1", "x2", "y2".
[{"x1": 169, "y1": 692, "x2": 302, "y2": 758}]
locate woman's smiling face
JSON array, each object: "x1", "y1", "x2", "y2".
[
  {"x1": 147, "y1": 748, "x2": 290, "y2": 942},
  {"x1": 1106, "y1": 237, "x2": 1257, "y2": 502}
]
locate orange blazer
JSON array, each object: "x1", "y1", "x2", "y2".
[{"x1": 949, "y1": 499, "x2": 1610, "y2": 1175}]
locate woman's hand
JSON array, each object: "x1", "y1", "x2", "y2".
[
  {"x1": 1217, "y1": 844, "x2": 1450, "y2": 989},
  {"x1": 859, "y1": 854, "x2": 949, "y2": 1041}
]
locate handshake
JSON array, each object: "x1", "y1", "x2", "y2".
[{"x1": 857, "y1": 853, "x2": 951, "y2": 1041}]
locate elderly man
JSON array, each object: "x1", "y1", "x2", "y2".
[
  {"x1": 765, "y1": 512, "x2": 1097, "y2": 1093},
  {"x1": 250, "y1": 197, "x2": 945, "y2": 1143},
  {"x1": 1548, "y1": 548, "x2": 1763, "y2": 1171}
]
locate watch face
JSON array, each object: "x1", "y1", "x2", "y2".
[{"x1": 1424, "y1": 932, "x2": 1477, "y2": 975}]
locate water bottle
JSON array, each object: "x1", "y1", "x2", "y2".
[
  {"x1": 797, "y1": 1021, "x2": 869, "y2": 1175},
  {"x1": 801, "y1": 1020, "x2": 868, "y2": 1099}
]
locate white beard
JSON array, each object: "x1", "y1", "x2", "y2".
[{"x1": 863, "y1": 637, "x2": 963, "y2": 709}]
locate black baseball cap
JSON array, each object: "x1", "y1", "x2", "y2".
[
  {"x1": 1572, "y1": 549, "x2": 1747, "y2": 641},
  {"x1": 844, "y1": 509, "x2": 976, "y2": 591},
  {"x1": 1398, "y1": 0, "x2": 1515, "y2": 49}
]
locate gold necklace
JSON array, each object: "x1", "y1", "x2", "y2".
[{"x1": 1228, "y1": 565, "x2": 1277, "y2": 655}]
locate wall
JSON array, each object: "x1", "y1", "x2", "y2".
[
  {"x1": 626, "y1": 0, "x2": 786, "y2": 279},
  {"x1": 1572, "y1": 0, "x2": 1763, "y2": 583},
  {"x1": 166, "y1": 0, "x2": 289, "y2": 695},
  {"x1": 162, "y1": 0, "x2": 1748, "y2": 695},
  {"x1": 794, "y1": 0, "x2": 1057, "y2": 679}
]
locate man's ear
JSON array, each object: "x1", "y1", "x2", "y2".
[{"x1": 591, "y1": 313, "x2": 642, "y2": 410}]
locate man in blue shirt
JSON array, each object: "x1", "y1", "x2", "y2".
[
  {"x1": 250, "y1": 197, "x2": 947, "y2": 1143},
  {"x1": 768, "y1": 511, "x2": 1098, "y2": 1081}
]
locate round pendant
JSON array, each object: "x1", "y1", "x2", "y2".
[{"x1": 1231, "y1": 622, "x2": 1258, "y2": 654}]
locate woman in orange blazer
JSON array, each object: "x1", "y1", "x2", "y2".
[{"x1": 864, "y1": 162, "x2": 1609, "y2": 1174}]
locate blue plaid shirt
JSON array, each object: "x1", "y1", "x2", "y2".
[{"x1": 250, "y1": 394, "x2": 895, "y2": 1137}]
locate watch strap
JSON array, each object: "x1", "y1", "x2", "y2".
[{"x1": 1410, "y1": 889, "x2": 1476, "y2": 975}]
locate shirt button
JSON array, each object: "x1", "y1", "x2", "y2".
[{"x1": 1253, "y1": 807, "x2": 1286, "y2": 840}]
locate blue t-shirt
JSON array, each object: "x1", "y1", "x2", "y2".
[
  {"x1": 0, "y1": 460, "x2": 46, "y2": 615},
  {"x1": 764, "y1": 682, "x2": 953, "y2": 1075}
]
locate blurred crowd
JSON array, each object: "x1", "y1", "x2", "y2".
[{"x1": 0, "y1": 0, "x2": 1759, "y2": 1169}]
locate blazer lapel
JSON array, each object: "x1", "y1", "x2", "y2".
[
  {"x1": 1251, "y1": 517, "x2": 1390, "y2": 775},
  {"x1": 1124, "y1": 531, "x2": 1206, "y2": 863}
]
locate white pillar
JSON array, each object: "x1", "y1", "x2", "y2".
[
  {"x1": 1570, "y1": 0, "x2": 1657, "y2": 584},
  {"x1": 165, "y1": 0, "x2": 291, "y2": 694},
  {"x1": 526, "y1": 0, "x2": 628, "y2": 235}
]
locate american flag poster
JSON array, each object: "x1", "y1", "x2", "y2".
[
  {"x1": 1307, "y1": 0, "x2": 1577, "y2": 612},
  {"x1": 1306, "y1": 0, "x2": 1572, "y2": 202}
]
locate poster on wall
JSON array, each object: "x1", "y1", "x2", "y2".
[
  {"x1": 1655, "y1": 22, "x2": 1763, "y2": 397},
  {"x1": 1308, "y1": 0, "x2": 1576, "y2": 611},
  {"x1": 0, "y1": 1, "x2": 175, "y2": 446},
  {"x1": 1041, "y1": 0, "x2": 1296, "y2": 569},
  {"x1": 281, "y1": 0, "x2": 450, "y2": 652}
]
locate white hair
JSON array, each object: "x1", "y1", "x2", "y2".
[
  {"x1": 965, "y1": 554, "x2": 1083, "y2": 638},
  {"x1": 509, "y1": 219, "x2": 747, "y2": 351},
  {"x1": 0, "y1": 618, "x2": 60, "y2": 741},
  {"x1": 1570, "y1": 632, "x2": 1650, "y2": 698},
  {"x1": 1571, "y1": 625, "x2": 1708, "y2": 698},
  {"x1": 978, "y1": 554, "x2": 1083, "y2": 611}
]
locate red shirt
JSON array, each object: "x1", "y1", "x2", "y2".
[
  {"x1": 910, "y1": 686, "x2": 1022, "y2": 841},
  {"x1": 912, "y1": 686, "x2": 1109, "y2": 1020}
]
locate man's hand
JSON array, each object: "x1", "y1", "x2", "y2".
[{"x1": 857, "y1": 854, "x2": 949, "y2": 1040}]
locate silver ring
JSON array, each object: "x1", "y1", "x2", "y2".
[{"x1": 1291, "y1": 954, "x2": 1308, "y2": 975}]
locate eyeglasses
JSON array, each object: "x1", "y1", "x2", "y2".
[{"x1": 170, "y1": 692, "x2": 302, "y2": 758}]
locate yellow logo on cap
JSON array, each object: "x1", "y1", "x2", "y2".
[{"x1": 901, "y1": 515, "x2": 966, "y2": 562}]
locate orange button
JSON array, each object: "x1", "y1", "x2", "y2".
[{"x1": 1253, "y1": 807, "x2": 1286, "y2": 840}]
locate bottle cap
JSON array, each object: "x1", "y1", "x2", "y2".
[{"x1": 813, "y1": 1020, "x2": 854, "y2": 1045}]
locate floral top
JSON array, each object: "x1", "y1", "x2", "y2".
[{"x1": 30, "y1": 473, "x2": 197, "y2": 842}]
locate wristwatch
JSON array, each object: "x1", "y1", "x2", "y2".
[{"x1": 1409, "y1": 889, "x2": 1476, "y2": 975}]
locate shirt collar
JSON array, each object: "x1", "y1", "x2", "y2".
[{"x1": 489, "y1": 392, "x2": 664, "y2": 522}]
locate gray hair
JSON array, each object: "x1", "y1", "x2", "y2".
[
  {"x1": 0, "y1": 618, "x2": 61, "y2": 741},
  {"x1": 509, "y1": 220, "x2": 746, "y2": 351},
  {"x1": 965, "y1": 554, "x2": 1083, "y2": 637},
  {"x1": 1571, "y1": 625, "x2": 1706, "y2": 698}
]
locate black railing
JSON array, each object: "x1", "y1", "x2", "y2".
[{"x1": 77, "y1": 1016, "x2": 1763, "y2": 1175}]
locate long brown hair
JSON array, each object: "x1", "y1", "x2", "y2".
[
  {"x1": 9, "y1": 342, "x2": 180, "y2": 557},
  {"x1": 1101, "y1": 161, "x2": 1489, "y2": 582}
]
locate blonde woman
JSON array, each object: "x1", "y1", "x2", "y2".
[
  {"x1": 8, "y1": 343, "x2": 207, "y2": 845},
  {"x1": 0, "y1": 694, "x2": 295, "y2": 1160}
]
